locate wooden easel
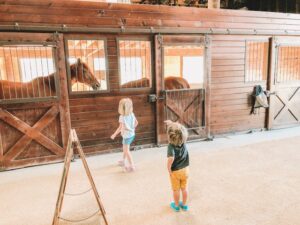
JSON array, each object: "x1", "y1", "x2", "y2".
[{"x1": 52, "y1": 129, "x2": 108, "y2": 225}]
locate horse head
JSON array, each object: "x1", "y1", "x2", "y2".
[{"x1": 70, "y1": 58, "x2": 101, "y2": 90}]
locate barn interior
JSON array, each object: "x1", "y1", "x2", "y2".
[{"x1": 0, "y1": 0, "x2": 300, "y2": 224}]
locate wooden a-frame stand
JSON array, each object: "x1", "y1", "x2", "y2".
[{"x1": 52, "y1": 129, "x2": 108, "y2": 225}]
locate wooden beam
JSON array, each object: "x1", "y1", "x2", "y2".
[{"x1": 208, "y1": 0, "x2": 220, "y2": 9}]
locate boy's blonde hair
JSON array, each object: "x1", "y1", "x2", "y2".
[
  {"x1": 118, "y1": 98, "x2": 133, "y2": 116},
  {"x1": 164, "y1": 120, "x2": 188, "y2": 146}
]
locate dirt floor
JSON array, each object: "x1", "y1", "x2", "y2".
[{"x1": 1, "y1": 127, "x2": 300, "y2": 225}]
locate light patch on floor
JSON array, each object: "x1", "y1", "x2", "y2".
[{"x1": 0, "y1": 127, "x2": 300, "y2": 225}]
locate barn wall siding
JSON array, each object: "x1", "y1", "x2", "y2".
[{"x1": 210, "y1": 35, "x2": 268, "y2": 135}]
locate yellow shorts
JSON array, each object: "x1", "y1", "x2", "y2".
[{"x1": 170, "y1": 167, "x2": 189, "y2": 191}]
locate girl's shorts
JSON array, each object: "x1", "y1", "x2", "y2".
[{"x1": 122, "y1": 135, "x2": 135, "y2": 145}]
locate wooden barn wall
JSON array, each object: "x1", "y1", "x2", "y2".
[
  {"x1": 67, "y1": 34, "x2": 156, "y2": 154},
  {"x1": 210, "y1": 35, "x2": 268, "y2": 135},
  {"x1": 1, "y1": 0, "x2": 300, "y2": 149},
  {"x1": 2, "y1": 0, "x2": 300, "y2": 33}
]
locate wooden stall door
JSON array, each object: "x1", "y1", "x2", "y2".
[
  {"x1": 0, "y1": 33, "x2": 70, "y2": 170},
  {"x1": 155, "y1": 35, "x2": 211, "y2": 144},
  {"x1": 268, "y1": 37, "x2": 300, "y2": 129}
]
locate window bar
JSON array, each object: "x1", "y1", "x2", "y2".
[
  {"x1": 96, "y1": 40, "x2": 102, "y2": 90},
  {"x1": 33, "y1": 46, "x2": 41, "y2": 98},
  {"x1": 90, "y1": 40, "x2": 95, "y2": 89},
  {"x1": 139, "y1": 41, "x2": 143, "y2": 88},
  {"x1": 285, "y1": 47, "x2": 289, "y2": 82},
  {"x1": 79, "y1": 40, "x2": 86, "y2": 92},
  {"x1": 3, "y1": 48, "x2": 12, "y2": 99},
  {"x1": 277, "y1": 47, "x2": 281, "y2": 83},
  {"x1": 73, "y1": 40, "x2": 79, "y2": 92},
  {"x1": 20, "y1": 46, "x2": 29, "y2": 98},
  {"x1": 39, "y1": 47, "x2": 47, "y2": 97},
  {"x1": 128, "y1": 41, "x2": 133, "y2": 89},
  {"x1": 26, "y1": 46, "x2": 36, "y2": 97},
  {"x1": 251, "y1": 42, "x2": 254, "y2": 82},
  {"x1": 144, "y1": 41, "x2": 148, "y2": 87},
  {"x1": 254, "y1": 42, "x2": 258, "y2": 82},
  {"x1": 296, "y1": 47, "x2": 300, "y2": 80},
  {"x1": 8, "y1": 47, "x2": 18, "y2": 98},
  {"x1": 259, "y1": 42, "x2": 263, "y2": 81},
  {"x1": 45, "y1": 47, "x2": 52, "y2": 96},
  {"x1": 15, "y1": 46, "x2": 24, "y2": 99},
  {"x1": 121, "y1": 41, "x2": 126, "y2": 88},
  {"x1": 134, "y1": 41, "x2": 138, "y2": 88}
]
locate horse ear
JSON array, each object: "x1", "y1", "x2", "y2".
[{"x1": 77, "y1": 58, "x2": 82, "y2": 64}]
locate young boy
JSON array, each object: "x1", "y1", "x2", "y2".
[{"x1": 165, "y1": 120, "x2": 189, "y2": 212}]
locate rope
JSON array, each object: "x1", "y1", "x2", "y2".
[
  {"x1": 64, "y1": 188, "x2": 92, "y2": 196},
  {"x1": 59, "y1": 210, "x2": 100, "y2": 223}
]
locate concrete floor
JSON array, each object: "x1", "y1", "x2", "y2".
[{"x1": 1, "y1": 127, "x2": 300, "y2": 225}]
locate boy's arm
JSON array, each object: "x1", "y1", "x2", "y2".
[
  {"x1": 167, "y1": 157, "x2": 174, "y2": 175},
  {"x1": 111, "y1": 123, "x2": 123, "y2": 139}
]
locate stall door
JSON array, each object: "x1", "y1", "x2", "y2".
[
  {"x1": 268, "y1": 37, "x2": 300, "y2": 129},
  {"x1": 0, "y1": 33, "x2": 70, "y2": 170},
  {"x1": 155, "y1": 35, "x2": 211, "y2": 144}
]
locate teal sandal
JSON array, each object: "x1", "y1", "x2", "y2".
[
  {"x1": 170, "y1": 202, "x2": 180, "y2": 212},
  {"x1": 179, "y1": 201, "x2": 189, "y2": 211}
]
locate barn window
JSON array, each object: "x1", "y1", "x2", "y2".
[
  {"x1": 66, "y1": 39, "x2": 108, "y2": 92},
  {"x1": 163, "y1": 45, "x2": 204, "y2": 89},
  {"x1": 0, "y1": 45, "x2": 58, "y2": 101},
  {"x1": 118, "y1": 39, "x2": 152, "y2": 89},
  {"x1": 245, "y1": 41, "x2": 269, "y2": 82},
  {"x1": 276, "y1": 46, "x2": 300, "y2": 83}
]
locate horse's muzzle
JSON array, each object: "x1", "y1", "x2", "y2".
[{"x1": 92, "y1": 82, "x2": 101, "y2": 90}]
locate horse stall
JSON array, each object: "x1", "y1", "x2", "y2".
[{"x1": 0, "y1": 0, "x2": 300, "y2": 170}]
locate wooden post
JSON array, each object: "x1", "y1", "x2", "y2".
[{"x1": 208, "y1": 0, "x2": 220, "y2": 9}]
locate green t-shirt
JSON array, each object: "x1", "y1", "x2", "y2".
[{"x1": 167, "y1": 143, "x2": 189, "y2": 171}]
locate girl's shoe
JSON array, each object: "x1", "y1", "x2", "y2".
[
  {"x1": 170, "y1": 202, "x2": 180, "y2": 212},
  {"x1": 179, "y1": 201, "x2": 189, "y2": 211},
  {"x1": 118, "y1": 160, "x2": 125, "y2": 167},
  {"x1": 125, "y1": 165, "x2": 136, "y2": 172}
]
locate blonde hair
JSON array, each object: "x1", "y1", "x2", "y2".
[
  {"x1": 164, "y1": 120, "x2": 188, "y2": 146},
  {"x1": 118, "y1": 98, "x2": 133, "y2": 116}
]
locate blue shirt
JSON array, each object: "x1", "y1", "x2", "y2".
[{"x1": 119, "y1": 113, "x2": 136, "y2": 138}]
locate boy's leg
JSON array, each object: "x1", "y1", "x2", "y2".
[
  {"x1": 181, "y1": 188, "x2": 188, "y2": 205},
  {"x1": 173, "y1": 190, "x2": 180, "y2": 206}
]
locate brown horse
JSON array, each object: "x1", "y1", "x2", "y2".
[
  {"x1": 0, "y1": 58, "x2": 100, "y2": 99},
  {"x1": 120, "y1": 76, "x2": 190, "y2": 90},
  {"x1": 120, "y1": 77, "x2": 150, "y2": 88},
  {"x1": 164, "y1": 76, "x2": 190, "y2": 90}
]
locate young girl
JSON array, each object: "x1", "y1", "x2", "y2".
[{"x1": 111, "y1": 98, "x2": 138, "y2": 172}]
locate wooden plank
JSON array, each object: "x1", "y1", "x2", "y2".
[{"x1": 0, "y1": 109, "x2": 64, "y2": 155}]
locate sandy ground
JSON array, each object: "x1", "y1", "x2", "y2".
[{"x1": 1, "y1": 127, "x2": 300, "y2": 225}]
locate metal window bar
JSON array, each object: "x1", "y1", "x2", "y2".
[
  {"x1": 0, "y1": 45, "x2": 57, "y2": 102},
  {"x1": 246, "y1": 41, "x2": 268, "y2": 82},
  {"x1": 276, "y1": 46, "x2": 300, "y2": 83},
  {"x1": 67, "y1": 39, "x2": 106, "y2": 92},
  {"x1": 119, "y1": 40, "x2": 151, "y2": 89}
]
